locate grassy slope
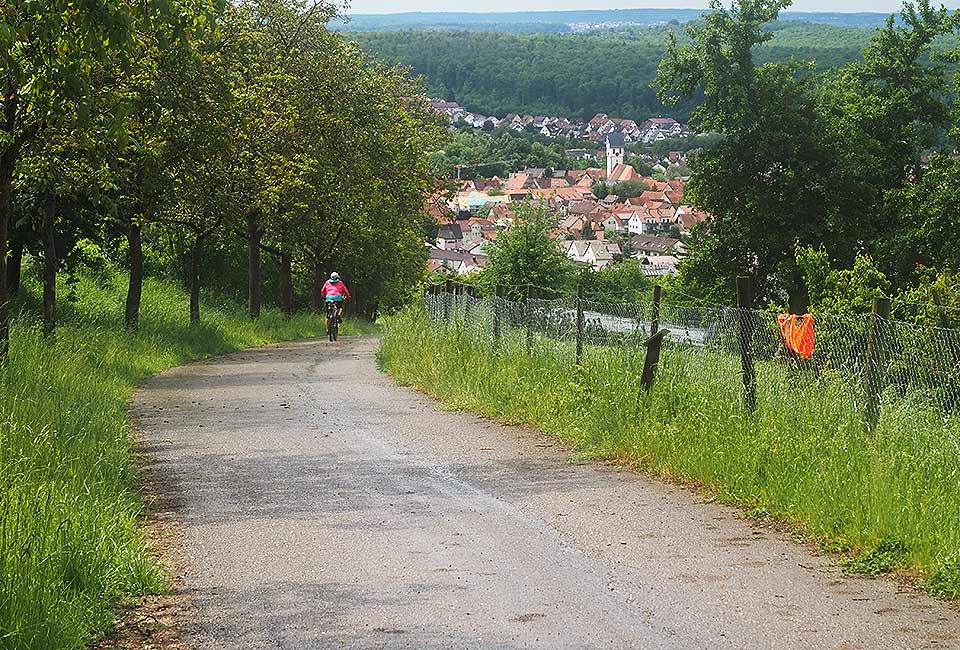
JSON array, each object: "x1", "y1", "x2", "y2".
[
  {"x1": 0, "y1": 272, "x2": 358, "y2": 649},
  {"x1": 378, "y1": 306, "x2": 960, "y2": 599}
]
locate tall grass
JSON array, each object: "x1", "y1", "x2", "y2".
[
  {"x1": 0, "y1": 272, "x2": 342, "y2": 649},
  {"x1": 379, "y1": 304, "x2": 960, "y2": 598}
]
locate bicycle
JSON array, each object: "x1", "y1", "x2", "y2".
[{"x1": 326, "y1": 301, "x2": 341, "y2": 342}]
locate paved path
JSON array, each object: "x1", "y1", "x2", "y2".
[{"x1": 134, "y1": 337, "x2": 960, "y2": 649}]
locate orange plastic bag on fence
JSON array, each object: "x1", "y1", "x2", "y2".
[{"x1": 777, "y1": 313, "x2": 815, "y2": 360}]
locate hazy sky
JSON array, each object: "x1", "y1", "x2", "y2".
[{"x1": 348, "y1": 1, "x2": 960, "y2": 15}]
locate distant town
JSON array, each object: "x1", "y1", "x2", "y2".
[
  {"x1": 428, "y1": 99, "x2": 694, "y2": 144},
  {"x1": 426, "y1": 129, "x2": 708, "y2": 278}
]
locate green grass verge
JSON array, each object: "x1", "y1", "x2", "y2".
[
  {"x1": 378, "y1": 305, "x2": 960, "y2": 599},
  {"x1": 0, "y1": 272, "x2": 362, "y2": 649}
]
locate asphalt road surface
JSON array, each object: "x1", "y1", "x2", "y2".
[{"x1": 134, "y1": 336, "x2": 960, "y2": 649}]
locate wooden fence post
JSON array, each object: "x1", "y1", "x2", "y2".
[
  {"x1": 932, "y1": 288, "x2": 951, "y2": 329},
  {"x1": 526, "y1": 284, "x2": 535, "y2": 353},
  {"x1": 575, "y1": 281, "x2": 584, "y2": 366},
  {"x1": 864, "y1": 295, "x2": 891, "y2": 429},
  {"x1": 650, "y1": 284, "x2": 662, "y2": 337},
  {"x1": 640, "y1": 329, "x2": 667, "y2": 392},
  {"x1": 464, "y1": 285, "x2": 473, "y2": 321},
  {"x1": 736, "y1": 276, "x2": 757, "y2": 412},
  {"x1": 492, "y1": 285, "x2": 502, "y2": 349}
]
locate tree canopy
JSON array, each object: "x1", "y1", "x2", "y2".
[
  {"x1": 2, "y1": 0, "x2": 446, "y2": 359},
  {"x1": 481, "y1": 202, "x2": 575, "y2": 298},
  {"x1": 656, "y1": 0, "x2": 960, "y2": 310}
]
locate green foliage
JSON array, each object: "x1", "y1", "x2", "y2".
[
  {"x1": 797, "y1": 245, "x2": 890, "y2": 313},
  {"x1": 347, "y1": 19, "x2": 889, "y2": 123},
  {"x1": 350, "y1": 29, "x2": 689, "y2": 122},
  {"x1": 431, "y1": 127, "x2": 590, "y2": 178},
  {"x1": 883, "y1": 154, "x2": 960, "y2": 279},
  {"x1": 610, "y1": 179, "x2": 647, "y2": 198},
  {"x1": 480, "y1": 202, "x2": 575, "y2": 298},
  {"x1": 0, "y1": 270, "x2": 344, "y2": 650},
  {"x1": 893, "y1": 268, "x2": 960, "y2": 328},
  {"x1": 843, "y1": 539, "x2": 910, "y2": 575},
  {"x1": 581, "y1": 261, "x2": 652, "y2": 303},
  {"x1": 339, "y1": 10, "x2": 900, "y2": 34},
  {"x1": 380, "y1": 303, "x2": 960, "y2": 601},
  {"x1": 923, "y1": 554, "x2": 960, "y2": 599},
  {"x1": 580, "y1": 220, "x2": 596, "y2": 240},
  {"x1": 657, "y1": 0, "x2": 960, "y2": 307},
  {"x1": 0, "y1": 0, "x2": 441, "y2": 644}
]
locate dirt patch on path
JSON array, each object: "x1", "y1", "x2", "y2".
[{"x1": 92, "y1": 429, "x2": 198, "y2": 650}]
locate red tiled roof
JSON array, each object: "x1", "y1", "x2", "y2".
[{"x1": 608, "y1": 164, "x2": 640, "y2": 183}]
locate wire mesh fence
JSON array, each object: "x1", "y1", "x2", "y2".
[{"x1": 422, "y1": 283, "x2": 960, "y2": 427}]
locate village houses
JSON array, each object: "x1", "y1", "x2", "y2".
[
  {"x1": 427, "y1": 131, "x2": 708, "y2": 276},
  {"x1": 428, "y1": 99, "x2": 694, "y2": 144}
]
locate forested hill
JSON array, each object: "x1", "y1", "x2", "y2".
[
  {"x1": 337, "y1": 9, "x2": 893, "y2": 33},
  {"x1": 348, "y1": 24, "x2": 874, "y2": 123}
]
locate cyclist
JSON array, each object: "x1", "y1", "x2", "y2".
[{"x1": 321, "y1": 272, "x2": 350, "y2": 324}]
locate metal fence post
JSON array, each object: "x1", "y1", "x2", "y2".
[
  {"x1": 864, "y1": 295, "x2": 891, "y2": 429},
  {"x1": 575, "y1": 282, "x2": 584, "y2": 366},
  {"x1": 736, "y1": 276, "x2": 757, "y2": 412}
]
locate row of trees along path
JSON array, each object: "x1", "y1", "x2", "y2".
[{"x1": 0, "y1": 0, "x2": 444, "y2": 359}]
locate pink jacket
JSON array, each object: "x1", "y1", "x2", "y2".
[{"x1": 321, "y1": 279, "x2": 350, "y2": 301}]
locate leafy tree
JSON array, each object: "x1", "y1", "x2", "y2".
[
  {"x1": 108, "y1": 5, "x2": 221, "y2": 327},
  {"x1": 894, "y1": 268, "x2": 960, "y2": 327},
  {"x1": 882, "y1": 153, "x2": 960, "y2": 279},
  {"x1": 431, "y1": 126, "x2": 589, "y2": 178},
  {"x1": 611, "y1": 180, "x2": 647, "y2": 198},
  {"x1": 625, "y1": 156, "x2": 656, "y2": 176},
  {"x1": 655, "y1": 0, "x2": 959, "y2": 310},
  {"x1": 580, "y1": 221, "x2": 596, "y2": 240},
  {"x1": 796, "y1": 245, "x2": 890, "y2": 313},
  {"x1": 481, "y1": 202, "x2": 574, "y2": 298},
  {"x1": 0, "y1": 0, "x2": 220, "y2": 356},
  {"x1": 15, "y1": 118, "x2": 112, "y2": 334},
  {"x1": 581, "y1": 260, "x2": 652, "y2": 303}
]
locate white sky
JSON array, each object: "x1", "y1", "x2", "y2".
[{"x1": 347, "y1": 1, "x2": 960, "y2": 15}]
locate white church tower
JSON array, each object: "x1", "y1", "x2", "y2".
[{"x1": 606, "y1": 132, "x2": 625, "y2": 178}]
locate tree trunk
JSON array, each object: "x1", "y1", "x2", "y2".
[
  {"x1": 0, "y1": 148, "x2": 16, "y2": 360},
  {"x1": 787, "y1": 268, "x2": 810, "y2": 315},
  {"x1": 41, "y1": 193, "x2": 56, "y2": 334},
  {"x1": 312, "y1": 257, "x2": 325, "y2": 314},
  {"x1": 125, "y1": 220, "x2": 143, "y2": 329},
  {"x1": 247, "y1": 208, "x2": 262, "y2": 319},
  {"x1": 6, "y1": 236, "x2": 22, "y2": 295},
  {"x1": 279, "y1": 249, "x2": 294, "y2": 317},
  {"x1": 190, "y1": 236, "x2": 203, "y2": 324}
]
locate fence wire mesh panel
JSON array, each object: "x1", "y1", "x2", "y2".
[{"x1": 422, "y1": 286, "x2": 960, "y2": 426}]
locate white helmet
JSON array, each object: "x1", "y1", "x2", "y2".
[{"x1": 330, "y1": 272, "x2": 340, "y2": 281}]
